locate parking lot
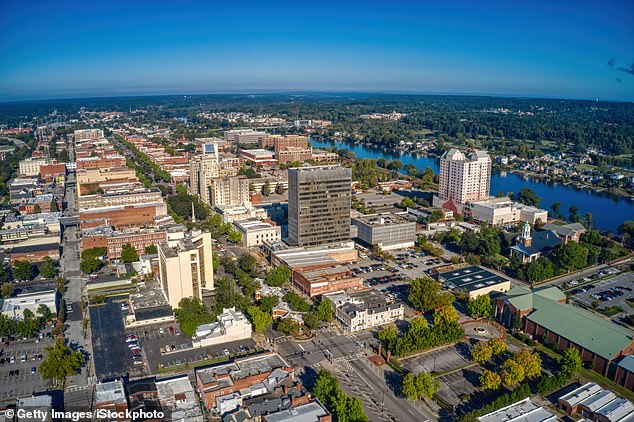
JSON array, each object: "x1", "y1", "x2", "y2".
[
  {"x1": 400, "y1": 342, "x2": 471, "y2": 374},
  {"x1": 0, "y1": 331, "x2": 53, "y2": 402},
  {"x1": 351, "y1": 252, "x2": 446, "y2": 289},
  {"x1": 129, "y1": 324, "x2": 257, "y2": 372},
  {"x1": 436, "y1": 366, "x2": 484, "y2": 409},
  {"x1": 569, "y1": 272, "x2": 634, "y2": 315}
]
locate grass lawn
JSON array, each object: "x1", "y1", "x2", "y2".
[
  {"x1": 606, "y1": 241, "x2": 630, "y2": 258},
  {"x1": 626, "y1": 299, "x2": 634, "y2": 309},
  {"x1": 576, "y1": 164, "x2": 596, "y2": 171}
]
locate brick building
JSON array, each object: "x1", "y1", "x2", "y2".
[
  {"x1": 293, "y1": 266, "x2": 363, "y2": 297},
  {"x1": 79, "y1": 202, "x2": 167, "y2": 230}
]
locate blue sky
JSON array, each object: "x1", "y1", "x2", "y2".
[{"x1": 1, "y1": 0, "x2": 633, "y2": 101}]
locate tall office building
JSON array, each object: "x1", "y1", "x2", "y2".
[
  {"x1": 189, "y1": 143, "x2": 240, "y2": 204},
  {"x1": 209, "y1": 176, "x2": 250, "y2": 208},
  {"x1": 288, "y1": 165, "x2": 352, "y2": 246},
  {"x1": 433, "y1": 148, "x2": 491, "y2": 214},
  {"x1": 158, "y1": 231, "x2": 213, "y2": 308}
]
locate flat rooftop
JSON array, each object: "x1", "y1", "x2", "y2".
[
  {"x1": 478, "y1": 398, "x2": 556, "y2": 422},
  {"x1": 438, "y1": 266, "x2": 508, "y2": 291},
  {"x1": 353, "y1": 213, "x2": 413, "y2": 226},
  {"x1": 196, "y1": 352, "x2": 289, "y2": 385}
]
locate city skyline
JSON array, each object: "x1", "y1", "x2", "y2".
[{"x1": 1, "y1": 0, "x2": 633, "y2": 102}]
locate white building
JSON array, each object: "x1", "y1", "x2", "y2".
[
  {"x1": 19, "y1": 158, "x2": 49, "y2": 176},
  {"x1": 223, "y1": 129, "x2": 267, "y2": 143},
  {"x1": 209, "y1": 176, "x2": 251, "y2": 208},
  {"x1": 216, "y1": 204, "x2": 267, "y2": 223},
  {"x1": 233, "y1": 219, "x2": 281, "y2": 248},
  {"x1": 192, "y1": 307, "x2": 252, "y2": 348},
  {"x1": 1, "y1": 290, "x2": 57, "y2": 320},
  {"x1": 465, "y1": 197, "x2": 548, "y2": 226},
  {"x1": 17, "y1": 395, "x2": 53, "y2": 422},
  {"x1": 74, "y1": 128, "x2": 104, "y2": 141},
  {"x1": 433, "y1": 148, "x2": 491, "y2": 214},
  {"x1": 478, "y1": 398, "x2": 556, "y2": 422},
  {"x1": 324, "y1": 289, "x2": 404, "y2": 332}
]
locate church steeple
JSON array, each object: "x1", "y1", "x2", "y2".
[
  {"x1": 191, "y1": 201, "x2": 196, "y2": 224},
  {"x1": 520, "y1": 222, "x2": 532, "y2": 247}
]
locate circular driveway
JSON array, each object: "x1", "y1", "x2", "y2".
[{"x1": 462, "y1": 320, "x2": 504, "y2": 340}]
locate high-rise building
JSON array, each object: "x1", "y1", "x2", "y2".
[
  {"x1": 288, "y1": 165, "x2": 351, "y2": 246},
  {"x1": 189, "y1": 144, "x2": 240, "y2": 204},
  {"x1": 209, "y1": 176, "x2": 250, "y2": 208},
  {"x1": 158, "y1": 231, "x2": 213, "y2": 308},
  {"x1": 433, "y1": 148, "x2": 491, "y2": 214}
]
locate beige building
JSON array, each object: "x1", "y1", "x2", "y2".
[
  {"x1": 434, "y1": 148, "x2": 491, "y2": 214},
  {"x1": 19, "y1": 158, "x2": 49, "y2": 176},
  {"x1": 158, "y1": 231, "x2": 213, "y2": 308},
  {"x1": 192, "y1": 307, "x2": 252, "y2": 348},
  {"x1": 465, "y1": 197, "x2": 548, "y2": 226},
  {"x1": 223, "y1": 129, "x2": 267, "y2": 143},
  {"x1": 276, "y1": 146, "x2": 313, "y2": 164},
  {"x1": 78, "y1": 188, "x2": 163, "y2": 211},
  {"x1": 74, "y1": 128, "x2": 104, "y2": 141},
  {"x1": 189, "y1": 145, "x2": 240, "y2": 203},
  {"x1": 209, "y1": 176, "x2": 250, "y2": 208},
  {"x1": 233, "y1": 219, "x2": 281, "y2": 247}
]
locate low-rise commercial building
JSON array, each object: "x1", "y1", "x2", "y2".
[
  {"x1": 324, "y1": 289, "x2": 404, "y2": 332},
  {"x1": 558, "y1": 382, "x2": 634, "y2": 422},
  {"x1": 293, "y1": 265, "x2": 363, "y2": 297},
  {"x1": 224, "y1": 129, "x2": 267, "y2": 144},
  {"x1": 437, "y1": 266, "x2": 511, "y2": 299},
  {"x1": 233, "y1": 219, "x2": 281, "y2": 247},
  {"x1": 78, "y1": 188, "x2": 163, "y2": 211},
  {"x1": 79, "y1": 202, "x2": 167, "y2": 230},
  {"x1": 276, "y1": 147, "x2": 313, "y2": 164},
  {"x1": 239, "y1": 149, "x2": 277, "y2": 167},
  {"x1": 95, "y1": 380, "x2": 129, "y2": 414},
  {"x1": 156, "y1": 376, "x2": 204, "y2": 422},
  {"x1": 465, "y1": 197, "x2": 548, "y2": 226},
  {"x1": 263, "y1": 400, "x2": 331, "y2": 422},
  {"x1": 81, "y1": 225, "x2": 167, "y2": 260},
  {"x1": 352, "y1": 213, "x2": 416, "y2": 251},
  {"x1": 192, "y1": 307, "x2": 252, "y2": 348},
  {"x1": 0, "y1": 290, "x2": 57, "y2": 320},
  {"x1": 478, "y1": 398, "x2": 556, "y2": 422},
  {"x1": 19, "y1": 157, "x2": 49, "y2": 176},
  {"x1": 216, "y1": 204, "x2": 267, "y2": 223}
]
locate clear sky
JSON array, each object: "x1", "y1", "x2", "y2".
[{"x1": 1, "y1": 0, "x2": 633, "y2": 101}]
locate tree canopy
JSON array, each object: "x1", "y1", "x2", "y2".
[{"x1": 174, "y1": 297, "x2": 214, "y2": 337}]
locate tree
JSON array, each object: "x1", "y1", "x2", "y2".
[
  {"x1": 314, "y1": 369, "x2": 339, "y2": 402},
  {"x1": 276, "y1": 318, "x2": 301, "y2": 336},
  {"x1": 526, "y1": 256, "x2": 556, "y2": 283},
  {"x1": 239, "y1": 253, "x2": 257, "y2": 275},
  {"x1": 39, "y1": 256, "x2": 58, "y2": 279},
  {"x1": 513, "y1": 188, "x2": 541, "y2": 207},
  {"x1": 488, "y1": 337, "x2": 507, "y2": 356},
  {"x1": 247, "y1": 306, "x2": 272, "y2": 333},
  {"x1": 387, "y1": 160, "x2": 402, "y2": 171},
  {"x1": 80, "y1": 247, "x2": 106, "y2": 275},
  {"x1": 12, "y1": 260, "x2": 34, "y2": 281},
  {"x1": 314, "y1": 300, "x2": 333, "y2": 321},
  {"x1": 467, "y1": 295, "x2": 493, "y2": 319},
  {"x1": 560, "y1": 347, "x2": 582, "y2": 377},
  {"x1": 501, "y1": 359, "x2": 525, "y2": 386},
  {"x1": 480, "y1": 370, "x2": 502, "y2": 390},
  {"x1": 569, "y1": 206, "x2": 580, "y2": 223},
  {"x1": 227, "y1": 230, "x2": 242, "y2": 244},
  {"x1": 283, "y1": 291, "x2": 310, "y2": 312},
  {"x1": 434, "y1": 305, "x2": 459, "y2": 326},
  {"x1": 513, "y1": 348, "x2": 542, "y2": 380},
  {"x1": 0, "y1": 265, "x2": 9, "y2": 284},
  {"x1": 554, "y1": 242, "x2": 589, "y2": 272},
  {"x1": 1, "y1": 282, "x2": 14, "y2": 298},
  {"x1": 265, "y1": 266, "x2": 291, "y2": 287},
  {"x1": 402, "y1": 373, "x2": 418, "y2": 400},
  {"x1": 50, "y1": 199, "x2": 59, "y2": 212},
  {"x1": 174, "y1": 297, "x2": 214, "y2": 337},
  {"x1": 33, "y1": 204, "x2": 42, "y2": 214},
  {"x1": 551, "y1": 202, "x2": 561, "y2": 219},
  {"x1": 258, "y1": 295, "x2": 279, "y2": 313},
  {"x1": 400, "y1": 197, "x2": 416, "y2": 208},
  {"x1": 471, "y1": 341, "x2": 493, "y2": 363},
  {"x1": 38, "y1": 338, "x2": 85, "y2": 388},
  {"x1": 408, "y1": 277, "x2": 454, "y2": 312},
  {"x1": 402, "y1": 372, "x2": 440, "y2": 400},
  {"x1": 261, "y1": 180, "x2": 271, "y2": 196},
  {"x1": 303, "y1": 312, "x2": 320, "y2": 330},
  {"x1": 275, "y1": 183, "x2": 285, "y2": 194},
  {"x1": 144, "y1": 244, "x2": 158, "y2": 254},
  {"x1": 37, "y1": 304, "x2": 53, "y2": 321},
  {"x1": 120, "y1": 243, "x2": 139, "y2": 263}
]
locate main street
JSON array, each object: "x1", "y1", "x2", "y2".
[
  {"x1": 276, "y1": 329, "x2": 435, "y2": 422},
  {"x1": 60, "y1": 144, "x2": 93, "y2": 389}
]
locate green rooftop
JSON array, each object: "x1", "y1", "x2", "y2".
[{"x1": 504, "y1": 286, "x2": 633, "y2": 360}]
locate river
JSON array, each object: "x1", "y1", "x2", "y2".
[{"x1": 310, "y1": 140, "x2": 634, "y2": 233}]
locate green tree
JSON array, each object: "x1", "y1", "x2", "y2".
[
  {"x1": 433, "y1": 305, "x2": 459, "y2": 326},
  {"x1": 560, "y1": 347, "x2": 582, "y2": 377},
  {"x1": 551, "y1": 202, "x2": 561, "y2": 219},
  {"x1": 408, "y1": 277, "x2": 454, "y2": 312},
  {"x1": 314, "y1": 369, "x2": 339, "y2": 402},
  {"x1": 525, "y1": 256, "x2": 556, "y2": 283},
  {"x1": 471, "y1": 341, "x2": 493, "y2": 363},
  {"x1": 258, "y1": 295, "x2": 279, "y2": 313},
  {"x1": 554, "y1": 242, "x2": 589, "y2": 272},
  {"x1": 403, "y1": 372, "x2": 440, "y2": 400},
  {"x1": 402, "y1": 373, "x2": 418, "y2": 400},
  {"x1": 283, "y1": 291, "x2": 310, "y2": 312},
  {"x1": 514, "y1": 348, "x2": 542, "y2": 380},
  {"x1": 33, "y1": 204, "x2": 42, "y2": 214},
  {"x1": 80, "y1": 247, "x2": 107, "y2": 275},
  {"x1": 513, "y1": 188, "x2": 541, "y2": 207},
  {"x1": 275, "y1": 183, "x2": 285, "y2": 194},
  {"x1": 265, "y1": 266, "x2": 292, "y2": 287},
  {"x1": 467, "y1": 295, "x2": 493, "y2": 319},
  {"x1": 261, "y1": 180, "x2": 271, "y2": 196},
  {"x1": 314, "y1": 300, "x2": 332, "y2": 321},
  {"x1": 144, "y1": 244, "x2": 158, "y2": 254},
  {"x1": 247, "y1": 306, "x2": 272, "y2": 333},
  {"x1": 13, "y1": 260, "x2": 34, "y2": 281},
  {"x1": 39, "y1": 256, "x2": 58, "y2": 279},
  {"x1": 1, "y1": 282, "x2": 14, "y2": 298},
  {"x1": 50, "y1": 199, "x2": 59, "y2": 212},
  {"x1": 120, "y1": 243, "x2": 139, "y2": 263},
  {"x1": 387, "y1": 160, "x2": 402, "y2": 171},
  {"x1": 501, "y1": 359, "x2": 525, "y2": 386},
  {"x1": 227, "y1": 230, "x2": 242, "y2": 244},
  {"x1": 0, "y1": 265, "x2": 9, "y2": 283},
  {"x1": 37, "y1": 304, "x2": 53, "y2": 321},
  {"x1": 303, "y1": 312, "x2": 320, "y2": 329},
  {"x1": 174, "y1": 297, "x2": 214, "y2": 337},
  {"x1": 480, "y1": 370, "x2": 502, "y2": 390},
  {"x1": 239, "y1": 253, "x2": 257, "y2": 274},
  {"x1": 38, "y1": 338, "x2": 85, "y2": 388},
  {"x1": 400, "y1": 197, "x2": 416, "y2": 208}
]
